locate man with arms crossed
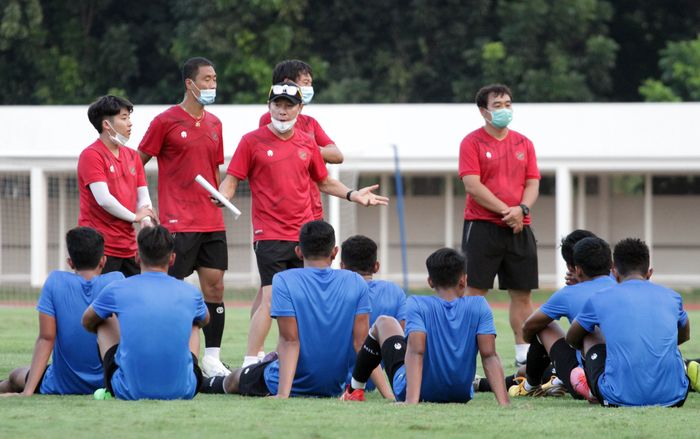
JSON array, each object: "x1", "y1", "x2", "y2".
[
  {"x1": 0, "y1": 227, "x2": 123, "y2": 396},
  {"x1": 78, "y1": 95, "x2": 155, "y2": 277},
  {"x1": 460, "y1": 83, "x2": 540, "y2": 366},
  {"x1": 567, "y1": 238, "x2": 690, "y2": 407},
  {"x1": 341, "y1": 248, "x2": 509, "y2": 406},
  {"x1": 219, "y1": 82, "x2": 387, "y2": 368},
  {"x1": 200, "y1": 221, "x2": 371, "y2": 398},
  {"x1": 82, "y1": 226, "x2": 210, "y2": 400},
  {"x1": 138, "y1": 57, "x2": 229, "y2": 377}
]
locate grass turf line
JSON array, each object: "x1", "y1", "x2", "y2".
[{"x1": 1, "y1": 307, "x2": 700, "y2": 438}]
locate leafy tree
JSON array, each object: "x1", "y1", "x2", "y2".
[{"x1": 640, "y1": 35, "x2": 700, "y2": 102}]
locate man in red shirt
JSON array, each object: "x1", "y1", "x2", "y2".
[
  {"x1": 219, "y1": 81, "x2": 388, "y2": 367},
  {"x1": 138, "y1": 57, "x2": 229, "y2": 378},
  {"x1": 459, "y1": 84, "x2": 540, "y2": 367},
  {"x1": 250, "y1": 60, "x2": 344, "y2": 321},
  {"x1": 78, "y1": 95, "x2": 155, "y2": 277}
]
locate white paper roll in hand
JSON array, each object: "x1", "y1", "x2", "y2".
[{"x1": 195, "y1": 174, "x2": 242, "y2": 219}]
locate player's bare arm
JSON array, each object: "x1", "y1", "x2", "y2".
[
  {"x1": 404, "y1": 332, "x2": 426, "y2": 404},
  {"x1": 81, "y1": 305, "x2": 105, "y2": 334},
  {"x1": 218, "y1": 174, "x2": 240, "y2": 203},
  {"x1": 565, "y1": 320, "x2": 589, "y2": 351},
  {"x1": 678, "y1": 320, "x2": 690, "y2": 345},
  {"x1": 462, "y1": 175, "x2": 509, "y2": 214},
  {"x1": 478, "y1": 334, "x2": 509, "y2": 406},
  {"x1": 139, "y1": 151, "x2": 152, "y2": 166},
  {"x1": 275, "y1": 316, "x2": 300, "y2": 399},
  {"x1": 21, "y1": 313, "x2": 56, "y2": 396},
  {"x1": 320, "y1": 144, "x2": 343, "y2": 164},
  {"x1": 521, "y1": 310, "x2": 554, "y2": 344},
  {"x1": 317, "y1": 179, "x2": 389, "y2": 207}
]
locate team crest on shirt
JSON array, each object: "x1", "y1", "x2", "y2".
[
  {"x1": 181, "y1": 131, "x2": 188, "y2": 138},
  {"x1": 516, "y1": 151, "x2": 525, "y2": 160},
  {"x1": 485, "y1": 151, "x2": 492, "y2": 159},
  {"x1": 298, "y1": 151, "x2": 307, "y2": 160},
  {"x1": 109, "y1": 165, "x2": 115, "y2": 173},
  {"x1": 267, "y1": 150, "x2": 274, "y2": 157},
  {"x1": 130, "y1": 166, "x2": 136, "y2": 175}
]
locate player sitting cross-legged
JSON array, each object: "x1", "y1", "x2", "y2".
[
  {"x1": 340, "y1": 248, "x2": 509, "y2": 405},
  {"x1": 0, "y1": 227, "x2": 123, "y2": 397},
  {"x1": 82, "y1": 225, "x2": 210, "y2": 400},
  {"x1": 200, "y1": 220, "x2": 371, "y2": 398}
]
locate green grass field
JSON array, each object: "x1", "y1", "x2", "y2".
[{"x1": 2, "y1": 305, "x2": 700, "y2": 438}]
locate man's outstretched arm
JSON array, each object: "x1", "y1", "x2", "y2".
[
  {"x1": 275, "y1": 316, "x2": 300, "y2": 399},
  {"x1": 404, "y1": 332, "x2": 426, "y2": 404},
  {"x1": 21, "y1": 313, "x2": 56, "y2": 396},
  {"x1": 478, "y1": 334, "x2": 509, "y2": 406}
]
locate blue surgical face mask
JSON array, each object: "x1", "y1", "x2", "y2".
[
  {"x1": 191, "y1": 82, "x2": 216, "y2": 105},
  {"x1": 488, "y1": 108, "x2": 513, "y2": 128},
  {"x1": 300, "y1": 86, "x2": 314, "y2": 105}
]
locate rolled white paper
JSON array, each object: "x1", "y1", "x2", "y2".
[{"x1": 195, "y1": 174, "x2": 242, "y2": 219}]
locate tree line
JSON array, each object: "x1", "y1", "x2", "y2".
[{"x1": 1, "y1": 0, "x2": 699, "y2": 105}]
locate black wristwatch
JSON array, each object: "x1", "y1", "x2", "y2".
[{"x1": 519, "y1": 204, "x2": 530, "y2": 216}]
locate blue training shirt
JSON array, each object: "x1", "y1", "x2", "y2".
[
  {"x1": 91, "y1": 272, "x2": 207, "y2": 400},
  {"x1": 36, "y1": 270, "x2": 124, "y2": 394},
  {"x1": 392, "y1": 295, "x2": 496, "y2": 403},
  {"x1": 264, "y1": 267, "x2": 371, "y2": 397},
  {"x1": 346, "y1": 278, "x2": 407, "y2": 390},
  {"x1": 540, "y1": 275, "x2": 616, "y2": 323},
  {"x1": 575, "y1": 279, "x2": 689, "y2": 407}
]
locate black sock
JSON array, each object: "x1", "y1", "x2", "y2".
[
  {"x1": 525, "y1": 338, "x2": 550, "y2": 387},
  {"x1": 203, "y1": 302, "x2": 225, "y2": 348},
  {"x1": 200, "y1": 376, "x2": 226, "y2": 394},
  {"x1": 351, "y1": 335, "x2": 382, "y2": 387},
  {"x1": 549, "y1": 338, "x2": 581, "y2": 398}
]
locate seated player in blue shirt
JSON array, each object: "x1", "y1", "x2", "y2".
[
  {"x1": 340, "y1": 234, "x2": 406, "y2": 399},
  {"x1": 82, "y1": 226, "x2": 210, "y2": 400},
  {"x1": 567, "y1": 238, "x2": 691, "y2": 407},
  {"x1": 340, "y1": 248, "x2": 509, "y2": 405},
  {"x1": 200, "y1": 220, "x2": 371, "y2": 398},
  {"x1": 510, "y1": 236, "x2": 615, "y2": 400},
  {"x1": 0, "y1": 227, "x2": 123, "y2": 396}
]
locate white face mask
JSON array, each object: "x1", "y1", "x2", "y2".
[
  {"x1": 270, "y1": 116, "x2": 297, "y2": 133},
  {"x1": 106, "y1": 121, "x2": 129, "y2": 146},
  {"x1": 300, "y1": 86, "x2": 314, "y2": 104}
]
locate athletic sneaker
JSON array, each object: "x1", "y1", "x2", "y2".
[
  {"x1": 201, "y1": 355, "x2": 232, "y2": 378},
  {"x1": 93, "y1": 388, "x2": 113, "y2": 400},
  {"x1": 339, "y1": 385, "x2": 365, "y2": 402},
  {"x1": 540, "y1": 376, "x2": 567, "y2": 397},
  {"x1": 687, "y1": 361, "x2": 700, "y2": 392},
  {"x1": 570, "y1": 366, "x2": 597, "y2": 403},
  {"x1": 508, "y1": 376, "x2": 543, "y2": 397},
  {"x1": 472, "y1": 374, "x2": 482, "y2": 392}
]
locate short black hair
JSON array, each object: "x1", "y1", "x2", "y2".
[
  {"x1": 573, "y1": 237, "x2": 612, "y2": 278},
  {"x1": 66, "y1": 227, "x2": 104, "y2": 270},
  {"x1": 426, "y1": 248, "x2": 466, "y2": 289},
  {"x1": 341, "y1": 235, "x2": 377, "y2": 274},
  {"x1": 87, "y1": 95, "x2": 133, "y2": 133},
  {"x1": 272, "y1": 59, "x2": 313, "y2": 84},
  {"x1": 299, "y1": 220, "x2": 335, "y2": 259},
  {"x1": 182, "y1": 57, "x2": 214, "y2": 83},
  {"x1": 561, "y1": 229, "x2": 597, "y2": 267},
  {"x1": 613, "y1": 238, "x2": 650, "y2": 277},
  {"x1": 475, "y1": 84, "x2": 512, "y2": 108},
  {"x1": 137, "y1": 226, "x2": 174, "y2": 266}
]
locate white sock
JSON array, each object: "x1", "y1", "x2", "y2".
[
  {"x1": 515, "y1": 343, "x2": 530, "y2": 364},
  {"x1": 205, "y1": 347, "x2": 221, "y2": 360},
  {"x1": 257, "y1": 351, "x2": 266, "y2": 361},
  {"x1": 523, "y1": 380, "x2": 535, "y2": 391},
  {"x1": 242, "y1": 356, "x2": 259, "y2": 368},
  {"x1": 351, "y1": 378, "x2": 366, "y2": 390}
]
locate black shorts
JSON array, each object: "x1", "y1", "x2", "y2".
[
  {"x1": 461, "y1": 220, "x2": 538, "y2": 290},
  {"x1": 381, "y1": 335, "x2": 407, "y2": 390},
  {"x1": 238, "y1": 357, "x2": 276, "y2": 396},
  {"x1": 584, "y1": 344, "x2": 688, "y2": 408},
  {"x1": 103, "y1": 256, "x2": 140, "y2": 277},
  {"x1": 24, "y1": 367, "x2": 47, "y2": 394},
  {"x1": 169, "y1": 231, "x2": 228, "y2": 279},
  {"x1": 254, "y1": 240, "x2": 303, "y2": 287},
  {"x1": 102, "y1": 344, "x2": 203, "y2": 397}
]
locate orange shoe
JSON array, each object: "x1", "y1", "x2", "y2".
[
  {"x1": 339, "y1": 385, "x2": 365, "y2": 402},
  {"x1": 570, "y1": 366, "x2": 597, "y2": 403}
]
